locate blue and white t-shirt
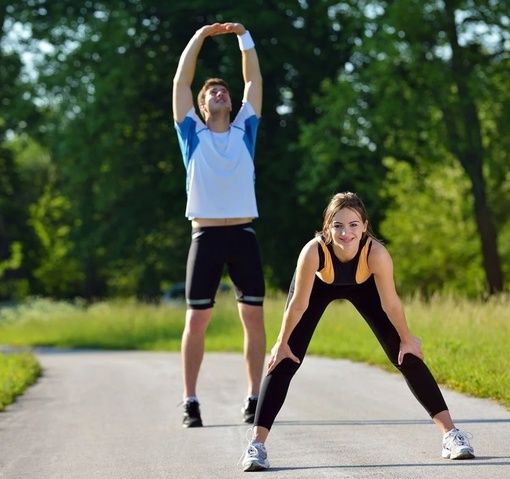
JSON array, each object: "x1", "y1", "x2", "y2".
[{"x1": 175, "y1": 102, "x2": 260, "y2": 220}]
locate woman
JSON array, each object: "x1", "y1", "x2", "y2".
[{"x1": 241, "y1": 192, "x2": 474, "y2": 471}]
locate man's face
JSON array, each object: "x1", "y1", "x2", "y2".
[{"x1": 201, "y1": 85, "x2": 232, "y2": 117}]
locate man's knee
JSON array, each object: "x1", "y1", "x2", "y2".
[
  {"x1": 239, "y1": 303, "x2": 264, "y2": 326},
  {"x1": 184, "y1": 308, "x2": 213, "y2": 334}
]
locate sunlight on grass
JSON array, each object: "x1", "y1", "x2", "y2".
[
  {"x1": 0, "y1": 352, "x2": 42, "y2": 411},
  {"x1": 0, "y1": 293, "x2": 509, "y2": 410}
]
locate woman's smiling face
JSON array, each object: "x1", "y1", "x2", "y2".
[{"x1": 330, "y1": 207, "x2": 368, "y2": 251}]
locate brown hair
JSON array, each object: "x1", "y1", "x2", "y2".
[
  {"x1": 197, "y1": 78, "x2": 231, "y2": 119},
  {"x1": 316, "y1": 191, "x2": 378, "y2": 244}
]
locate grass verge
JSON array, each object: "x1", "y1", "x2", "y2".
[
  {"x1": 0, "y1": 293, "x2": 509, "y2": 411},
  {"x1": 0, "y1": 352, "x2": 42, "y2": 411}
]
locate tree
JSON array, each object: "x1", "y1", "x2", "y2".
[
  {"x1": 4, "y1": 0, "x2": 363, "y2": 295},
  {"x1": 299, "y1": 0, "x2": 509, "y2": 295},
  {"x1": 380, "y1": 157, "x2": 485, "y2": 298},
  {"x1": 7, "y1": 1, "x2": 507, "y2": 297},
  {"x1": 0, "y1": 6, "x2": 44, "y2": 300}
]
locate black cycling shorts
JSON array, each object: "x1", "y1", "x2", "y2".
[{"x1": 185, "y1": 223, "x2": 265, "y2": 309}]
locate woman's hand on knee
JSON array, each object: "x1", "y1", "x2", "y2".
[
  {"x1": 266, "y1": 342, "x2": 300, "y2": 375},
  {"x1": 398, "y1": 335, "x2": 424, "y2": 365}
]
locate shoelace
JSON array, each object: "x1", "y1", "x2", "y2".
[
  {"x1": 445, "y1": 429, "x2": 473, "y2": 448},
  {"x1": 238, "y1": 428, "x2": 257, "y2": 465}
]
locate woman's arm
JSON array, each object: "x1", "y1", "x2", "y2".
[
  {"x1": 369, "y1": 241, "x2": 424, "y2": 364},
  {"x1": 266, "y1": 238, "x2": 319, "y2": 374}
]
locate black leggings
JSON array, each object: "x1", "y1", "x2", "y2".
[{"x1": 254, "y1": 275, "x2": 448, "y2": 430}]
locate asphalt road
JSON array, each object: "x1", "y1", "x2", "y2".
[{"x1": 0, "y1": 350, "x2": 509, "y2": 479}]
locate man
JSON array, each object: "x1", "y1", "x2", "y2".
[{"x1": 172, "y1": 22, "x2": 266, "y2": 428}]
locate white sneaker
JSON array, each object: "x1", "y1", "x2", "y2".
[
  {"x1": 242, "y1": 440, "x2": 270, "y2": 471},
  {"x1": 442, "y1": 428, "x2": 475, "y2": 459}
]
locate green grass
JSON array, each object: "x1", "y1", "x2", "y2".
[
  {"x1": 0, "y1": 293, "x2": 509, "y2": 411},
  {"x1": 0, "y1": 352, "x2": 42, "y2": 411},
  {"x1": 310, "y1": 294, "x2": 510, "y2": 408}
]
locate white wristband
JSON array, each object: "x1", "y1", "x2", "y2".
[{"x1": 238, "y1": 31, "x2": 255, "y2": 51}]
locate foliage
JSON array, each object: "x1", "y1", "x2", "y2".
[
  {"x1": 298, "y1": 76, "x2": 388, "y2": 231},
  {"x1": 380, "y1": 157, "x2": 485, "y2": 297},
  {"x1": 298, "y1": 0, "x2": 510, "y2": 295},
  {"x1": 2, "y1": 0, "x2": 360, "y2": 296},
  {"x1": 0, "y1": 142, "x2": 42, "y2": 300},
  {"x1": 0, "y1": 14, "x2": 46, "y2": 301},
  {"x1": 0, "y1": 351, "x2": 42, "y2": 411},
  {"x1": 0, "y1": 1, "x2": 509, "y2": 298}
]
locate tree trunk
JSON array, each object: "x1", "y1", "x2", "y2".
[
  {"x1": 470, "y1": 177, "x2": 504, "y2": 295},
  {"x1": 443, "y1": 2, "x2": 504, "y2": 294}
]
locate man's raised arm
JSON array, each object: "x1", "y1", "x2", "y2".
[
  {"x1": 172, "y1": 24, "x2": 223, "y2": 123},
  {"x1": 232, "y1": 25, "x2": 263, "y2": 117}
]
